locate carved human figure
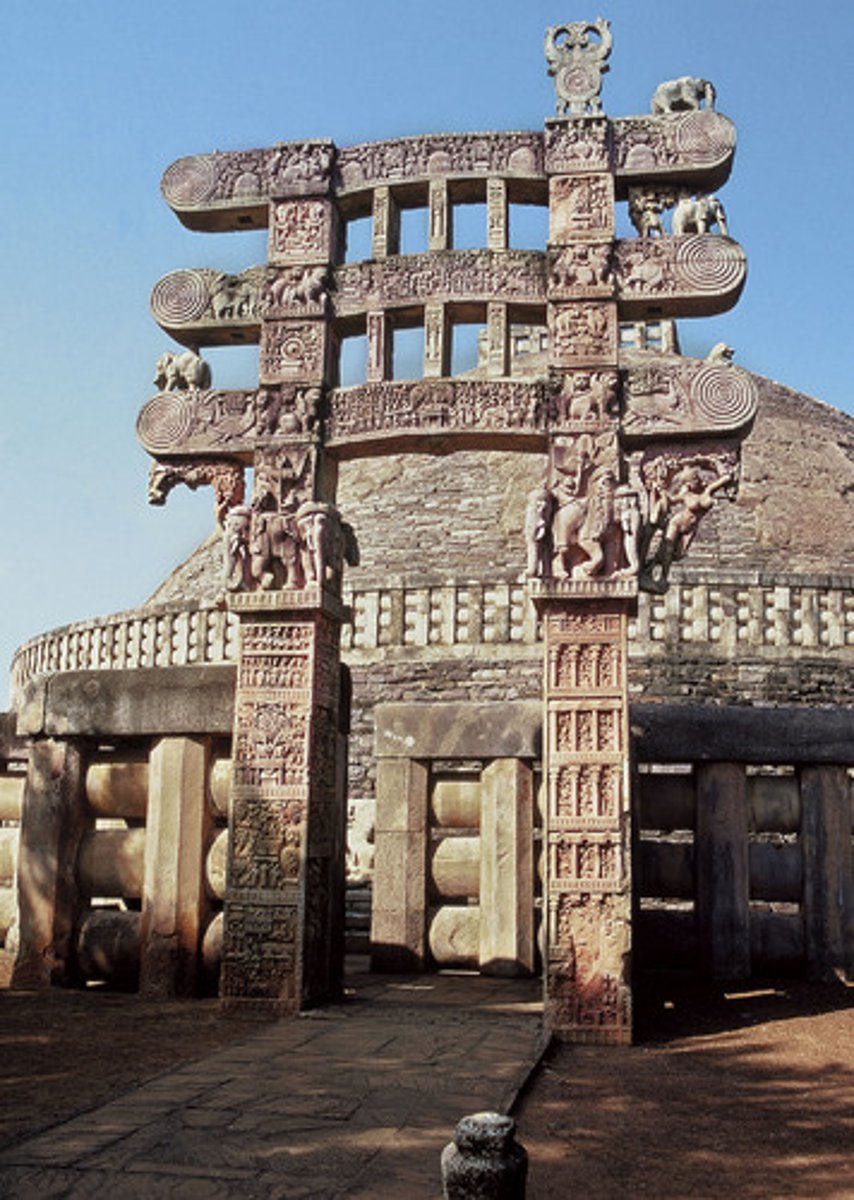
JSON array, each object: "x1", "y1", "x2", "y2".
[
  {"x1": 628, "y1": 189, "x2": 668, "y2": 239},
  {"x1": 642, "y1": 461, "x2": 736, "y2": 586},
  {"x1": 223, "y1": 504, "x2": 252, "y2": 591},
  {"x1": 613, "y1": 487, "x2": 641, "y2": 579}
]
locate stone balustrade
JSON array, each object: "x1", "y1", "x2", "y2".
[{"x1": 10, "y1": 573, "x2": 853, "y2": 705}]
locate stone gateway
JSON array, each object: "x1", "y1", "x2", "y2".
[{"x1": 3, "y1": 23, "x2": 851, "y2": 1044}]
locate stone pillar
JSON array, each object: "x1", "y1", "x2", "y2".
[
  {"x1": 429, "y1": 178, "x2": 451, "y2": 251},
  {"x1": 12, "y1": 739, "x2": 88, "y2": 988},
  {"x1": 220, "y1": 589, "x2": 347, "y2": 1013},
  {"x1": 800, "y1": 765, "x2": 854, "y2": 981},
  {"x1": 372, "y1": 185, "x2": 400, "y2": 258},
  {"x1": 139, "y1": 736, "x2": 210, "y2": 998},
  {"x1": 485, "y1": 302, "x2": 509, "y2": 379},
  {"x1": 536, "y1": 597, "x2": 633, "y2": 1043},
  {"x1": 367, "y1": 310, "x2": 391, "y2": 383},
  {"x1": 487, "y1": 178, "x2": 509, "y2": 251},
  {"x1": 479, "y1": 758, "x2": 534, "y2": 976},
  {"x1": 424, "y1": 302, "x2": 449, "y2": 378},
  {"x1": 371, "y1": 756, "x2": 429, "y2": 971},
  {"x1": 695, "y1": 762, "x2": 750, "y2": 980}
]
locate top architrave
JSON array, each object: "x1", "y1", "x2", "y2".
[{"x1": 160, "y1": 113, "x2": 736, "y2": 232}]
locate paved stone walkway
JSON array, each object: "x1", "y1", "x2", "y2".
[{"x1": 0, "y1": 971, "x2": 544, "y2": 1198}]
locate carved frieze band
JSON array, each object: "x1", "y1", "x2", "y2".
[
  {"x1": 612, "y1": 110, "x2": 736, "y2": 188},
  {"x1": 160, "y1": 112, "x2": 734, "y2": 230},
  {"x1": 337, "y1": 131, "x2": 545, "y2": 192},
  {"x1": 137, "y1": 386, "x2": 318, "y2": 455},
  {"x1": 161, "y1": 141, "x2": 335, "y2": 212},
  {"x1": 621, "y1": 354, "x2": 759, "y2": 438},
  {"x1": 334, "y1": 250, "x2": 546, "y2": 317},
  {"x1": 325, "y1": 379, "x2": 549, "y2": 445},
  {"x1": 615, "y1": 234, "x2": 746, "y2": 314},
  {"x1": 150, "y1": 265, "x2": 333, "y2": 344}
]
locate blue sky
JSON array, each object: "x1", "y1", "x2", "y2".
[{"x1": 1, "y1": 0, "x2": 851, "y2": 693}]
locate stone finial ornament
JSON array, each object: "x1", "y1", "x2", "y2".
[{"x1": 545, "y1": 18, "x2": 613, "y2": 117}]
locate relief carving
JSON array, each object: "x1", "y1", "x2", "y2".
[
  {"x1": 615, "y1": 234, "x2": 746, "y2": 305},
  {"x1": 549, "y1": 303, "x2": 616, "y2": 366},
  {"x1": 614, "y1": 110, "x2": 736, "y2": 176},
  {"x1": 334, "y1": 250, "x2": 546, "y2": 316},
  {"x1": 544, "y1": 119, "x2": 610, "y2": 173},
  {"x1": 270, "y1": 200, "x2": 331, "y2": 262},
  {"x1": 549, "y1": 243, "x2": 613, "y2": 297},
  {"x1": 549, "y1": 175, "x2": 613, "y2": 244},
  {"x1": 336, "y1": 132, "x2": 544, "y2": 192},
  {"x1": 137, "y1": 384, "x2": 321, "y2": 456},
  {"x1": 326, "y1": 379, "x2": 548, "y2": 442},
  {"x1": 636, "y1": 444, "x2": 740, "y2": 592},
  {"x1": 622, "y1": 356, "x2": 758, "y2": 437},
  {"x1": 147, "y1": 457, "x2": 245, "y2": 526},
  {"x1": 261, "y1": 321, "x2": 327, "y2": 382}
]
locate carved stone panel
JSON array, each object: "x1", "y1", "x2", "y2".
[
  {"x1": 544, "y1": 118, "x2": 610, "y2": 174},
  {"x1": 612, "y1": 111, "x2": 736, "y2": 192},
  {"x1": 621, "y1": 355, "x2": 759, "y2": 439},
  {"x1": 549, "y1": 302, "x2": 618, "y2": 367},
  {"x1": 269, "y1": 199, "x2": 337, "y2": 265},
  {"x1": 150, "y1": 267, "x2": 265, "y2": 346},
  {"x1": 221, "y1": 608, "x2": 343, "y2": 1013},
  {"x1": 261, "y1": 321, "x2": 329, "y2": 384},
  {"x1": 325, "y1": 379, "x2": 548, "y2": 449},
  {"x1": 549, "y1": 174, "x2": 614, "y2": 245},
  {"x1": 548, "y1": 243, "x2": 614, "y2": 300}
]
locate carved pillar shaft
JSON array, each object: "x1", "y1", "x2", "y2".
[
  {"x1": 486, "y1": 302, "x2": 509, "y2": 378},
  {"x1": 220, "y1": 590, "x2": 347, "y2": 1012},
  {"x1": 372, "y1": 185, "x2": 400, "y2": 258},
  {"x1": 429, "y1": 179, "x2": 451, "y2": 251},
  {"x1": 423, "y1": 302, "x2": 449, "y2": 378},
  {"x1": 367, "y1": 311, "x2": 391, "y2": 383},
  {"x1": 537, "y1": 598, "x2": 633, "y2": 1042},
  {"x1": 487, "y1": 177, "x2": 509, "y2": 251}
]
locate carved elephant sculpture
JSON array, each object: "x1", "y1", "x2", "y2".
[
  {"x1": 154, "y1": 349, "x2": 211, "y2": 392},
  {"x1": 671, "y1": 193, "x2": 728, "y2": 237},
  {"x1": 248, "y1": 511, "x2": 304, "y2": 590},
  {"x1": 651, "y1": 76, "x2": 716, "y2": 115},
  {"x1": 296, "y1": 502, "x2": 359, "y2": 588}
]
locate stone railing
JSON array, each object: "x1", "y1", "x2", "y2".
[
  {"x1": 10, "y1": 572, "x2": 853, "y2": 702},
  {"x1": 10, "y1": 604, "x2": 239, "y2": 702}
]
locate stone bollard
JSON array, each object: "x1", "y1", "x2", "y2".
[{"x1": 441, "y1": 1111, "x2": 528, "y2": 1199}]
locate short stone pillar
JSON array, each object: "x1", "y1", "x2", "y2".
[
  {"x1": 12, "y1": 738, "x2": 88, "y2": 988},
  {"x1": 441, "y1": 1112, "x2": 528, "y2": 1200},
  {"x1": 140, "y1": 736, "x2": 210, "y2": 998}
]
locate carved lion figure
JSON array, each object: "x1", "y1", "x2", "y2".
[{"x1": 651, "y1": 76, "x2": 716, "y2": 115}]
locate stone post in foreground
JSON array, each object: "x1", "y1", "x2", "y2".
[{"x1": 441, "y1": 1112, "x2": 528, "y2": 1200}]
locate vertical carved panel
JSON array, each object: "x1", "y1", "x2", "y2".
[
  {"x1": 487, "y1": 178, "x2": 508, "y2": 251},
  {"x1": 541, "y1": 602, "x2": 632, "y2": 1043},
  {"x1": 221, "y1": 608, "x2": 343, "y2": 1012}
]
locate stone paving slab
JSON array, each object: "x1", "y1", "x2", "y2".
[{"x1": 0, "y1": 972, "x2": 544, "y2": 1198}]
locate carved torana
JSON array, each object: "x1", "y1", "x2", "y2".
[{"x1": 140, "y1": 20, "x2": 756, "y2": 1035}]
